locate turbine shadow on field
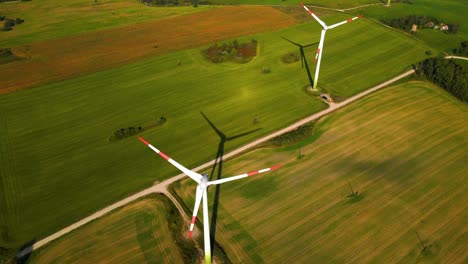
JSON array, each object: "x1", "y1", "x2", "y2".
[
  {"x1": 200, "y1": 112, "x2": 261, "y2": 256},
  {"x1": 15, "y1": 239, "x2": 36, "y2": 264}
]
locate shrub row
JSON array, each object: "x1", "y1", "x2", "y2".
[{"x1": 269, "y1": 124, "x2": 314, "y2": 146}]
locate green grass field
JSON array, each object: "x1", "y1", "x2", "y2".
[
  {"x1": 0, "y1": 0, "x2": 213, "y2": 47},
  {"x1": 0, "y1": 12, "x2": 436, "y2": 250},
  {"x1": 28, "y1": 195, "x2": 188, "y2": 264},
  {"x1": 355, "y1": 0, "x2": 468, "y2": 53},
  {"x1": 173, "y1": 81, "x2": 468, "y2": 263}
]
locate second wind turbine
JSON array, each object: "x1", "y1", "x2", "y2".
[{"x1": 301, "y1": 3, "x2": 363, "y2": 90}]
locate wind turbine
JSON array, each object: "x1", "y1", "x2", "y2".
[
  {"x1": 301, "y1": 3, "x2": 363, "y2": 90},
  {"x1": 281, "y1": 36, "x2": 318, "y2": 88},
  {"x1": 138, "y1": 136, "x2": 282, "y2": 264}
]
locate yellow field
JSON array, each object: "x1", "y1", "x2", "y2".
[
  {"x1": 174, "y1": 81, "x2": 468, "y2": 263},
  {"x1": 29, "y1": 195, "x2": 187, "y2": 264}
]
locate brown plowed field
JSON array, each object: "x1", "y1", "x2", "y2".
[{"x1": 0, "y1": 6, "x2": 297, "y2": 94}]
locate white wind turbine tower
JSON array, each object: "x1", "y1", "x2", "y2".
[
  {"x1": 301, "y1": 3, "x2": 363, "y2": 90},
  {"x1": 138, "y1": 136, "x2": 282, "y2": 264}
]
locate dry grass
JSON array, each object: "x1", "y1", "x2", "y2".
[
  {"x1": 29, "y1": 195, "x2": 185, "y2": 264},
  {"x1": 0, "y1": 5, "x2": 297, "y2": 94}
]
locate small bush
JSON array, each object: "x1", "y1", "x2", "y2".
[
  {"x1": 261, "y1": 66, "x2": 271, "y2": 74},
  {"x1": 282, "y1": 52, "x2": 300, "y2": 64}
]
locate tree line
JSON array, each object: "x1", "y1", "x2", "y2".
[
  {"x1": 453, "y1": 41, "x2": 468, "y2": 57},
  {"x1": 382, "y1": 15, "x2": 459, "y2": 34},
  {"x1": 417, "y1": 57, "x2": 467, "y2": 103}
]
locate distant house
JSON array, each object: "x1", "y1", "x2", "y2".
[
  {"x1": 411, "y1": 24, "x2": 418, "y2": 33},
  {"x1": 425, "y1": 21, "x2": 434, "y2": 28},
  {"x1": 439, "y1": 23, "x2": 449, "y2": 31}
]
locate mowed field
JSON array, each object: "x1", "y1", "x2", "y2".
[
  {"x1": 0, "y1": 11, "x2": 436, "y2": 249},
  {"x1": 28, "y1": 195, "x2": 187, "y2": 264},
  {"x1": 174, "y1": 81, "x2": 468, "y2": 263},
  {"x1": 0, "y1": 5, "x2": 297, "y2": 93}
]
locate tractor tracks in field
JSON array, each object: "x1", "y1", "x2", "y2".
[{"x1": 16, "y1": 69, "x2": 415, "y2": 259}]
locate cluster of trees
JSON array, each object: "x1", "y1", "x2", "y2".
[
  {"x1": 417, "y1": 57, "x2": 467, "y2": 103},
  {"x1": 269, "y1": 124, "x2": 313, "y2": 146},
  {"x1": 204, "y1": 39, "x2": 257, "y2": 64},
  {"x1": 382, "y1": 15, "x2": 459, "y2": 34},
  {"x1": 453, "y1": 41, "x2": 468, "y2": 56},
  {"x1": 1, "y1": 16, "x2": 24, "y2": 31},
  {"x1": 110, "y1": 126, "x2": 143, "y2": 141},
  {"x1": 109, "y1": 117, "x2": 166, "y2": 141}
]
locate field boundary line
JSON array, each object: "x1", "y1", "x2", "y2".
[{"x1": 16, "y1": 69, "x2": 415, "y2": 259}]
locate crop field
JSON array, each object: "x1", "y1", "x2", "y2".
[
  {"x1": 0, "y1": 0, "x2": 214, "y2": 47},
  {"x1": 0, "y1": 5, "x2": 297, "y2": 93},
  {"x1": 0, "y1": 9, "x2": 437, "y2": 251},
  {"x1": 203, "y1": 0, "x2": 380, "y2": 9},
  {"x1": 173, "y1": 81, "x2": 468, "y2": 263},
  {"x1": 28, "y1": 195, "x2": 187, "y2": 264},
  {"x1": 355, "y1": 0, "x2": 468, "y2": 53}
]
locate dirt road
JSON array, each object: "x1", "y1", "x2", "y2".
[{"x1": 16, "y1": 69, "x2": 415, "y2": 259}]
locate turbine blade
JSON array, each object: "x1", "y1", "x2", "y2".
[
  {"x1": 281, "y1": 36, "x2": 301, "y2": 47},
  {"x1": 300, "y1": 3, "x2": 327, "y2": 28},
  {"x1": 138, "y1": 137, "x2": 202, "y2": 183},
  {"x1": 207, "y1": 164, "x2": 282, "y2": 186},
  {"x1": 187, "y1": 186, "x2": 203, "y2": 238},
  {"x1": 202, "y1": 188, "x2": 211, "y2": 264},
  {"x1": 328, "y1": 15, "x2": 363, "y2": 29}
]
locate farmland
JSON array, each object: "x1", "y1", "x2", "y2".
[
  {"x1": 0, "y1": 7, "x2": 438, "y2": 251},
  {"x1": 0, "y1": 5, "x2": 297, "y2": 93},
  {"x1": 173, "y1": 81, "x2": 468, "y2": 263},
  {"x1": 203, "y1": 0, "x2": 380, "y2": 9},
  {"x1": 0, "y1": 0, "x2": 214, "y2": 47},
  {"x1": 28, "y1": 195, "x2": 188, "y2": 264},
  {"x1": 355, "y1": 0, "x2": 468, "y2": 53}
]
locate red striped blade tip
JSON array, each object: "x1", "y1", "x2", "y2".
[
  {"x1": 138, "y1": 137, "x2": 150, "y2": 146},
  {"x1": 270, "y1": 164, "x2": 283, "y2": 170},
  {"x1": 187, "y1": 231, "x2": 193, "y2": 238},
  {"x1": 358, "y1": 14, "x2": 363, "y2": 18},
  {"x1": 247, "y1": 171, "x2": 259, "y2": 176}
]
